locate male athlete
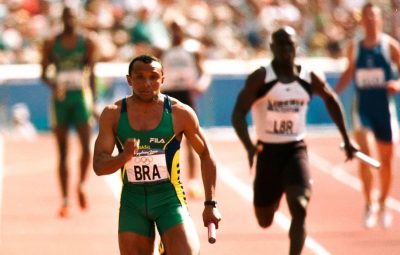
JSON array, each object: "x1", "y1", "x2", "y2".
[
  {"x1": 41, "y1": 6, "x2": 96, "y2": 217},
  {"x1": 232, "y1": 26, "x2": 357, "y2": 255},
  {"x1": 335, "y1": 2, "x2": 400, "y2": 229},
  {"x1": 93, "y1": 55, "x2": 221, "y2": 254}
]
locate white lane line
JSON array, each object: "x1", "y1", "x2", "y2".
[
  {"x1": 104, "y1": 166, "x2": 330, "y2": 255},
  {"x1": 103, "y1": 173, "x2": 161, "y2": 255},
  {"x1": 218, "y1": 164, "x2": 331, "y2": 255},
  {"x1": 104, "y1": 173, "x2": 122, "y2": 200},
  {"x1": 309, "y1": 151, "x2": 400, "y2": 213}
]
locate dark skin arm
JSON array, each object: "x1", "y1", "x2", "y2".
[
  {"x1": 311, "y1": 72, "x2": 357, "y2": 158},
  {"x1": 172, "y1": 101, "x2": 221, "y2": 227},
  {"x1": 84, "y1": 35, "x2": 97, "y2": 102},
  {"x1": 40, "y1": 38, "x2": 56, "y2": 90},
  {"x1": 93, "y1": 101, "x2": 140, "y2": 176},
  {"x1": 231, "y1": 67, "x2": 265, "y2": 168}
]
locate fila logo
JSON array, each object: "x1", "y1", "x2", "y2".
[{"x1": 150, "y1": 138, "x2": 165, "y2": 144}]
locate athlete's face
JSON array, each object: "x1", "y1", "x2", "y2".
[
  {"x1": 62, "y1": 9, "x2": 77, "y2": 31},
  {"x1": 126, "y1": 60, "x2": 164, "y2": 102},
  {"x1": 361, "y1": 6, "x2": 382, "y2": 32},
  {"x1": 271, "y1": 29, "x2": 297, "y2": 63}
]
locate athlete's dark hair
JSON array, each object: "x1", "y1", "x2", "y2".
[
  {"x1": 361, "y1": 2, "x2": 380, "y2": 15},
  {"x1": 128, "y1": 55, "x2": 163, "y2": 75}
]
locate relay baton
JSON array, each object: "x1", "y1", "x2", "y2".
[
  {"x1": 340, "y1": 143, "x2": 381, "y2": 169},
  {"x1": 208, "y1": 222, "x2": 216, "y2": 244}
]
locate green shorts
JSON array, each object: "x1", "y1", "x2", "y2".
[
  {"x1": 118, "y1": 181, "x2": 189, "y2": 237},
  {"x1": 51, "y1": 90, "x2": 92, "y2": 127}
]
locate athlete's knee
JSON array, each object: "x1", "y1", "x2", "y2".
[
  {"x1": 257, "y1": 217, "x2": 274, "y2": 228},
  {"x1": 254, "y1": 207, "x2": 275, "y2": 228},
  {"x1": 286, "y1": 186, "x2": 310, "y2": 220}
]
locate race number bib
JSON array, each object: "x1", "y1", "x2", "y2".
[
  {"x1": 125, "y1": 151, "x2": 169, "y2": 183},
  {"x1": 266, "y1": 112, "x2": 300, "y2": 135},
  {"x1": 355, "y1": 69, "x2": 385, "y2": 88},
  {"x1": 56, "y1": 71, "x2": 84, "y2": 90}
]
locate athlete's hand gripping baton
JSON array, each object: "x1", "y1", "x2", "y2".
[{"x1": 340, "y1": 143, "x2": 381, "y2": 169}]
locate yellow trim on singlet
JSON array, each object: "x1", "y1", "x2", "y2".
[
  {"x1": 169, "y1": 149, "x2": 187, "y2": 205},
  {"x1": 50, "y1": 100, "x2": 57, "y2": 128},
  {"x1": 164, "y1": 134, "x2": 187, "y2": 205},
  {"x1": 115, "y1": 136, "x2": 127, "y2": 182}
]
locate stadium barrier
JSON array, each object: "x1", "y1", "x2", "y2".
[{"x1": 0, "y1": 58, "x2": 392, "y2": 132}]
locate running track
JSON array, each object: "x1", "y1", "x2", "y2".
[{"x1": 1, "y1": 128, "x2": 400, "y2": 254}]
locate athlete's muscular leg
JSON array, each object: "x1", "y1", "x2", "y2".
[
  {"x1": 119, "y1": 232, "x2": 155, "y2": 255},
  {"x1": 76, "y1": 122, "x2": 91, "y2": 209},
  {"x1": 285, "y1": 186, "x2": 311, "y2": 255},
  {"x1": 161, "y1": 219, "x2": 200, "y2": 255},
  {"x1": 54, "y1": 126, "x2": 69, "y2": 203},
  {"x1": 254, "y1": 201, "x2": 280, "y2": 228},
  {"x1": 354, "y1": 129, "x2": 374, "y2": 205},
  {"x1": 76, "y1": 122, "x2": 91, "y2": 186},
  {"x1": 376, "y1": 140, "x2": 394, "y2": 206}
]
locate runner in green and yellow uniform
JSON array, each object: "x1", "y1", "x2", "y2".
[
  {"x1": 41, "y1": 6, "x2": 97, "y2": 218},
  {"x1": 93, "y1": 55, "x2": 221, "y2": 255}
]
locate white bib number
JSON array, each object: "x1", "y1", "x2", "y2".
[
  {"x1": 56, "y1": 71, "x2": 84, "y2": 90},
  {"x1": 125, "y1": 153, "x2": 168, "y2": 183},
  {"x1": 266, "y1": 112, "x2": 299, "y2": 135},
  {"x1": 355, "y1": 69, "x2": 385, "y2": 88}
]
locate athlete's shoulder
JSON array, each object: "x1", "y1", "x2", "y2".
[
  {"x1": 102, "y1": 100, "x2": 123, "y2": 118},
  {"x1": 247, "y1": 65, "x2": 267, "y2": 83},
  {"x1": 169, "y1": 96, "x2": 193, "y2": 113},
  {"x1": 43, "y1": 33, "x2": 60, "y2": 47},
  {"x1": 383, "y1": 33, "x2": 400, "y2": 50}
]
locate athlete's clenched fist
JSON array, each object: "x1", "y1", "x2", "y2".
[{"x1": 123, "y1": 138, "x2": 140, "y2": 161}]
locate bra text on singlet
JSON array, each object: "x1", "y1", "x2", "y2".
[{"x1": 133, "y1": 165, "x2": 161, "y2": 181}]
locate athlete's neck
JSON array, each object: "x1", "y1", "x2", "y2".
[
  {"x1": 272, "y1": 60, "x2": 297, "y2": 76},
  {"x1": 363, "y1": 30, "x2": 382, "y2": 47},
  {"x1": 131, "y1": 93, "x2": 160, "y2": 105}
]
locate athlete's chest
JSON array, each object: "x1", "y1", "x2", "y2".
[{"x1": 261, "y1": 82, "x2": 310, "y2": 106}]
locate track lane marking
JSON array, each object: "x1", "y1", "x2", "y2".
[
  {"x1": 217, "y1": 164, "x2": 331, "y2": 255},
  {"x1": 309, "y1": 151, "x2": 400, "y2": 213}
]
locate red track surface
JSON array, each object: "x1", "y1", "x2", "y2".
[{"x1": 1, "y1": 131, "x2": 400, "y2": 254}]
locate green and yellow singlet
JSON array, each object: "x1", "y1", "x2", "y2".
[{"x1": 116, "y1": 96, "x2": 187, "y2": 206}]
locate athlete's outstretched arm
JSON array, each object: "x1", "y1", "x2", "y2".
[
  {"x1": 335, "y1": 42, "x2": 355, "y2": 94},
  {"x1": 93, "y1": 104, "x2": 139, "y2": 176},
  {"x1": 311, "y1": 72, "x2": 357, "y2": 159},
  {"x1": 173, "y1": 102, "x2": 221, "y2": 227},
  {"x1": 231, "y1": 67, "x2": 265, "y2": 167}
]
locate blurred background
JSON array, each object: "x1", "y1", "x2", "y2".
[
  {"x1": 2, "y1": 1, "x2": 400, "y2": 254},
  {"x1": 0, "y1": 0, "x2": 399, "y2": 133}
]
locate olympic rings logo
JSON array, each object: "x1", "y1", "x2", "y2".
[{"x1": 134, "y1": 156, "x2": 153, "y2": 165}]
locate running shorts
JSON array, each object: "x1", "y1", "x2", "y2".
[
  {"x1": 253, "y1": 140, "x2": 311, "y2": 207},
  {"x1": 51, "y1": 90, "x2": 92, "y2": 127},
  {"x1": 119, "y1": 181, "x2": 189, "y2": 237}
]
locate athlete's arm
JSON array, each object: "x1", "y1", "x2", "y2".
[
  {"x1": 335, "y1": 41, "x2": 355, "y2": 94},
  {"x1": 388, "y1": 37, "x2": 400, "y2": 95},
  {"x1": 93, "y1": 103, "x2": 139, "y2": 176},
  {"x1": 311, "y1": 72, "x2": 356, "y2": 159},
  {"x1": 40, "y1": 38, "x2": 56, "y2": 90},
  {"x1": 231, "y1": 67, "x2": 265, "y2": 167},
  {"x1": 85, "y1": 35, "x2": 97, "y2": 101},
  {"x1": 172, "y1": 102, "x2": 221, "y2": 227}
]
